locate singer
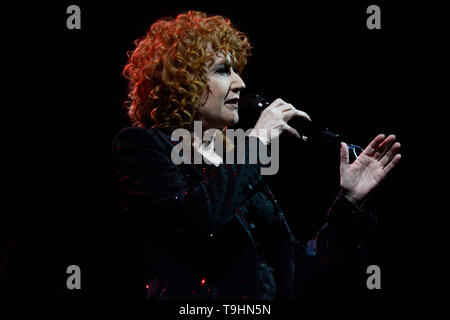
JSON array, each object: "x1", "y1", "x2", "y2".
[{"x1": 112, "y1": 10, "x2": 401, "y2": 300}]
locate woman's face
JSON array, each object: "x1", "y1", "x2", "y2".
[{"x1": 196, "y1": 53, "x2": 246, "y2": 130}]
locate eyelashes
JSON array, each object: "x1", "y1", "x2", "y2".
[{"x1": 215, "y1": 63, "x2": 232, "y2": 75}]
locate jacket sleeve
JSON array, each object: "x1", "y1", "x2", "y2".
[
  {"x1": 112, "y1": 127, "x2": 267, "y2": 236},
  {"x1": 296, "y1": 191, "x2": 378, "y2": 298}
]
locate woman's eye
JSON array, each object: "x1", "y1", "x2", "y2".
[{"x1": 216, "y1": 64, "x2": 231, "y2": 75}]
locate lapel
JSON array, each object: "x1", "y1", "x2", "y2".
[
  {"x1": 233, "y1": 212, "x2": 257, "y2": 248},
  {"x1": 261, "y1": 183, "x2": 300, "y2": 247}
]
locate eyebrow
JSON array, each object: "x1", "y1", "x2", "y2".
[
  {"x1": 206, "y1": 55, "x2": 236, "y2": 74},
  {"x1": 211, "y1": 56, "x2": 231, "y2": 68},
  {"x1": 210, "y1": 58, "x2": 224, "y2": 68}
]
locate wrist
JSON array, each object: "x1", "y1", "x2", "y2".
[{"x1": 341, "y1": 189, "x2": 366, "y2": 209}]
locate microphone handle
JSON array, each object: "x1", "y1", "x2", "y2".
[{"x1": 287, "y1": 110, "x2": 364, "y2": 162}]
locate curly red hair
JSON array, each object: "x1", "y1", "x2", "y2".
[{"x1": 123, "y1": 10, "x2": 251, "y2": 131}]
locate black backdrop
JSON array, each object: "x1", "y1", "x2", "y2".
[{"x1": 1, "y1": 1, "x2": 449, "y2": 300}]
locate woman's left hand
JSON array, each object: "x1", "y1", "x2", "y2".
[{"x1": 340, "y1": 134, "x2": 401, "y2": 206}]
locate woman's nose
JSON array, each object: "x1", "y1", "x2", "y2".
[{"x1": 231, "y1": 70, "x2": 245, "y2": 92}]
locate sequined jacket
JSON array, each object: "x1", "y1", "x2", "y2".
[{"x1": 112, "y1": 127, "x2": 377, "y2": 300}]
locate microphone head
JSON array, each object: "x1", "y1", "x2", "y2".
[
  {"x1": 235, "y1": 94, "x2": 269, "y2": 130},
  {"x1": 239, "y1": 94, "x2": 270, "y2": 111}
]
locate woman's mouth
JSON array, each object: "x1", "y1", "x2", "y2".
[{"x1": 225, "y1": 97, "x2": 239, "y2": 109}]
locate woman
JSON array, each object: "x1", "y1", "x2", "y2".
[{"x1": 112, "y1": 10, "x2": 401, "y2": 300}]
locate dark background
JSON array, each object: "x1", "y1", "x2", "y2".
[{"x1": 1, "y1": 1, "x2": 449, "y2": 300}]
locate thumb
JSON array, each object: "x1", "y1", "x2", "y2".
[{"x1": 340, "y1": 142, "x2": 349, "y2": 165}]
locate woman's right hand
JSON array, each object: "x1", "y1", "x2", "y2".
[{"x1": 248, "y1": 98, "x2": 311, "y2": 145}]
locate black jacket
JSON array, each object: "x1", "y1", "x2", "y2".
[{"x1": 111, "y1": 127, "x2": 377, "y2": 300}]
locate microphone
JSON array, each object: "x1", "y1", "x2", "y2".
[{"x1": 236, "y1": 94, "x2": 363, "y2": 161}]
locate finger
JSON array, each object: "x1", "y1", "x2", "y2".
[
  {"x1": 374, "y1": 134, "x2": 396, "y2": 160},
  {"x1": 363, "y1": 134, "x2": 386, "y2": 157},
  {"x1": 340, "y1": 142, "x2": 349, "y2": 166},
  {"x1": 280, "y1": 104, "x2": 295, "y2": 114},
  {"x1": 381, "y1": 153, "x2": 401, "y2": 176},
  {"x1": 269, "y1": 98, "x2": 286, "y2": 108},
  {"x1": 281, "y1": 105, "x2": 294, "y2": 113},
  {"x1": 277, "y1": 101, "x2": 312, "y2": 120},
  {"x1": 282, "y1": 109, "x2": 311, "y2": 121},
  {"x1": 281, "y1": 123, "x2": 303, "y2": 141},
  {"x1": 379, "y1": 142, "x2": 401, "y2": 167}
]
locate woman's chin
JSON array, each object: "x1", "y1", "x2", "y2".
[
  {"x1": 219, "y1": 112, "x2": 238, "y2": 127},
  {"x1": 232, "y1": 113, "x2": 239, "y2": 125}
]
